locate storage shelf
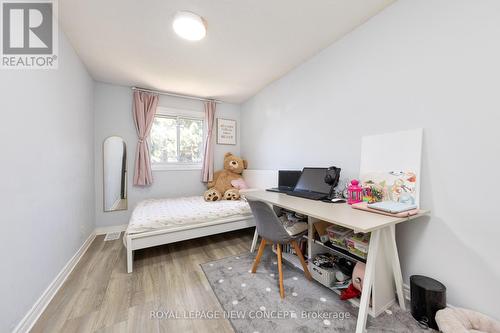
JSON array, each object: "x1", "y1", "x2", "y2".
[
  {"x1": 310, "y1": 238, "x2": 366, "y2": 263},
  {"x1": 273, "y1": 245, "x2": 375, "y2": 316},
  {"x1": 272, "y1": 247, "x2": 305, "y2": 271}
]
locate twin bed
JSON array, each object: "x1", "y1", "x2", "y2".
[{"x1": 124, "y1": 195, "x2": 255, "y2": 273}]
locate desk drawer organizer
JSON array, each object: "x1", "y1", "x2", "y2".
[{"x1": 310, "y1": 264, "x2": 337, "y2": 287}]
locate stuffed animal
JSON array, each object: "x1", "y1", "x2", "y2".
[{"x1": 204, "y1": 152, "x2": 248, "y2": 201}]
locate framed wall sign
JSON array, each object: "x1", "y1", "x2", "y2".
[{"x1": 216, "y1": 118, "x2": 237, "y2": 145}]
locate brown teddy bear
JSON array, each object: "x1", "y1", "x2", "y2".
[{"x1": 204, "y1": 152, "x2": 248, "y2": 201}]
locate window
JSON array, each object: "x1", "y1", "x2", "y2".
[{"x1": 150, "y1": 107, "x2": 205, "y2": 170}]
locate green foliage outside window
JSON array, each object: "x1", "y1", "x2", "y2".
[{"x1": 150, "y1": 115, "x2": 204, "y2": 165}]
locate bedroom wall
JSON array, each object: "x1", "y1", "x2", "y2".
[
  {"x1": 240, "y1": 0, "x2": 500, "y2": 319},
  {"x1": 94, "y1": 82, "x2": 241, "y2": 228},
  {"x1": 0, "y1": 30, "x2": 95, "y2": 331}
]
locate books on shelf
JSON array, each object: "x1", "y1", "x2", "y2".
[{"x1": 275, "y1": 237, "x2": 308, "y2": 260}]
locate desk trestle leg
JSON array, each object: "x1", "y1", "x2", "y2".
[
  {"x1": 355, "y1": 229, "x2": 381, "y2": 333},
  {"x1": 387, "y1": 225, "x2": 406, "y2": 310}
]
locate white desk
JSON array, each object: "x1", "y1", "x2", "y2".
[{"x1": 244, "y1": 190, "x2": 429, "y2": 333}]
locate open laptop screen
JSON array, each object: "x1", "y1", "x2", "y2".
[
  {"x1": 294, "y1": 167, "x2": 330, "y2": 194},
  {"x1": 279, "y1": 170, "x2": 302, "y2": 188}
]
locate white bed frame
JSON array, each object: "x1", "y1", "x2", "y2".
[
  {"x1": 125, "y1": 169, "x2": 277, "y2": 273},
  {"x1": 125, "y1": 215, "x2": 255, "y2": 273}
]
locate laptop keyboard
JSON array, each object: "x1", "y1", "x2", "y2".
[{"x1": 288, "y1": 191, "x2": 327, "y2": 201}]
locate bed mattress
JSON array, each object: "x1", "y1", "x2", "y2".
[{"x1": 126, "y1": 196, "x2": 252, "y2": 235}]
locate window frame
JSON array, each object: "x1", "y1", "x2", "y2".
[{"x1": 150, "y1": 107, "x2": 205, "y2": 171}]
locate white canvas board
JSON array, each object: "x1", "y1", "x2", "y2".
[{"x1": 359, "y1": 128, "x2": 423, "y2": 207}]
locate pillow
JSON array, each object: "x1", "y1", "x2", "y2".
[
  {"x1": 436, "y1": 307, "x2": 500, "y2": 333},
  {"x1": 231, "y1": 178, "x2": 248, "y2": 190}
]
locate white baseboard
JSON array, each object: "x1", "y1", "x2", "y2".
[
  {"x1": 403, "y1": 283, "x2": 411, "y2": 301},
  {"x1": 95, "y1": 224, "x2": 128, "y2": 235},
  {"x1": 13, "y1": 232, "x2": 96, "y2": 333}
]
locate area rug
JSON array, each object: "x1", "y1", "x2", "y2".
[{"x1": 200, "y1": 249, "x2": 433, "y2": 333}]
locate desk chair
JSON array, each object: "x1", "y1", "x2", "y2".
[{"x1": 247, "y1": 199, "x2": 312, "y2": 298}]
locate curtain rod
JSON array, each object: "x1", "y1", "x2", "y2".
[{"x1": 131, "y1": 87, "x2": 223, "y2": 103}]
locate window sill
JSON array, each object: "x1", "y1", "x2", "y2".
[{"x1": 152, "y1": 164, "x2": 203, "y2": 172}]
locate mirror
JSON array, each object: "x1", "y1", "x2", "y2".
[{"x1": 103, "y1": 136, "x2": 127, "y2": 212}]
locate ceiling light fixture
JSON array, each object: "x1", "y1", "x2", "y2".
[{"x1": 172, "y1": 11, "x2": 206, "y2": 41}]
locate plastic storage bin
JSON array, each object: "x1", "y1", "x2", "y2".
[
  {"x1": 326, "y1": 224, "x2": 353, "y2": 247},
  {"x1": 345, "y1": 233, "x2": 370, "y2": 259}
]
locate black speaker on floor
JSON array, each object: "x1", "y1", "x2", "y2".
[{"x1": 410, "y1": 275, "x2": 447, "y2": 330}]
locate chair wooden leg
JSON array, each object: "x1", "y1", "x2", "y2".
[
  {"x1": 277, "y1": 244, "x2": 285, "y2": 299},
  {"x1": 291, "y1": 240, "x2": 312, "y2": 280},
  {"x1": 251, "y1": 239, "x2": 267, "y2": 273}
]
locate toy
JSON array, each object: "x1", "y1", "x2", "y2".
[
  {"x1": 340, "y1": 262, "x2": 365, "y2": 300},
  {"x1": 340, "y1": 283, "x2": 361, "y2": 300},
  {"x1": 204, "y1": 152, "x2": 248, "y2": 201},
  {"x1": 347, "y1": 179, "x2": 363, "y2": 205},
  {"x1": 352, "y1": 262, "x2": 366, "y2": 291},
  {"x1": 361, "y1": 171, "x2": 417, "y2": 203},
  {"x1": 362, "y1": 184, "x2": 384, "y2": 203},
  {"x1": 230, "y1": 178, "x2": 248, "y2": 190}
]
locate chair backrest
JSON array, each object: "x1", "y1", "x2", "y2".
[{"x1": 247, "y1": 199, "x2": 292, "y2": 244}]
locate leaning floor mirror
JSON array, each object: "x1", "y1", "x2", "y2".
[{"x1": 103, "y1": 136, "x2": 128, "y2": 212}]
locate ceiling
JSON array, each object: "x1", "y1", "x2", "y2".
[{"x1": 60, "y1": 0, "x2": 395, "y2": 103}]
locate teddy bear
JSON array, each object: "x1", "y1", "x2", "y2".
[{"x1": 204, "y1": 152, "x2": 248, "y2": 201}]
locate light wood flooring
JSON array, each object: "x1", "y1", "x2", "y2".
[{"x1": 31, "y1": 229, "x2": 254, "y2": 333}]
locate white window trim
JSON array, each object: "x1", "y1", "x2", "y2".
[
  {"x1": 152, "y1": 163, "x2": 203, "y2": 171},
  {"x1": 150, "y1": 107, "x2": 205, "y2": 172}
]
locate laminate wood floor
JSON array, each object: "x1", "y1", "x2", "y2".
[{"x1": 31, "y1": 229, "x2": 254, "y2": 333}]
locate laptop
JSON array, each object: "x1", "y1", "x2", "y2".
[
  {"x1": 367, "y1": 201, "x2": 417, "y2": 214},
  {"x1": 266, "y1": 170, "x2": 302, "y2": 193},
  {"x1": 287, "y1": 167, "x2": 330, "y2": 201}
]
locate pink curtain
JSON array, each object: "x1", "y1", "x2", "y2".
[
  {"x1": 132, "y1": 91, "x2": 159, "y2": 186},
  {"x1": 201, "y1": 100, "x2": 216, "y2": 182}
]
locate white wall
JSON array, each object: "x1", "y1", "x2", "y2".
[
  {"x1": 241, "y1": 0, "x2": 500, "y2": 319},
  {"x1": 94, "y1": 82, "x2": 242, "y2": 228},
  {"x1": 0, "y1": 31, "x2": 95, "y2": 331}
]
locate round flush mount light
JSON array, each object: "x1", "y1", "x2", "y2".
[{"x1": 173, "y1": 11, "x2": 206, "y2": 41}]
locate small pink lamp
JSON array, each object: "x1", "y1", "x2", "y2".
[{"x1": 347, "y1": 179, "x2": 363, "y2": 205}]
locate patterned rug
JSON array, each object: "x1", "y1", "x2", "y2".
[{"x1": 201, "y1": 249, "x2": 434, "y2": 333}]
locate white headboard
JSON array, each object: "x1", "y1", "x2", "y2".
[{"x1": 243, "y1": 169, "x2": 278, "y2": 190}]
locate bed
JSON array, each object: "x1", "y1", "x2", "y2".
[{"x1": 124, "y1": 196, "x2": 255, "y2": 273}]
